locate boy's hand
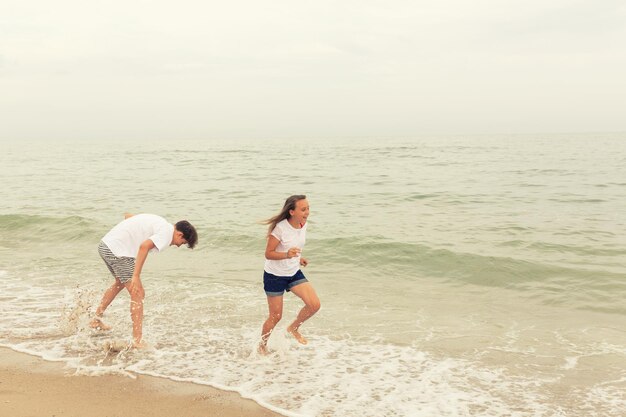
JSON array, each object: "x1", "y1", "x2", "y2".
[
  {"x1": 128, "y1": 276, "x2": 145, "y2": 299},
  {"x1": 300, "y1": 257, "x2": 308, "y2": 267}
]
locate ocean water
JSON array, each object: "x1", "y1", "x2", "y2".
[{"x1": 0, "y1": 134, "x2": 625, "y2": 416}]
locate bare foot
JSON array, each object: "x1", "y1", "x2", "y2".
[
  {"x1": 104, "y1": 340, "x2": 130, "y2": 353},
  {"x1": 257, "y1": 343, "x2": 269, "y2": 355},
  {"x1": 132, "y1": 340, "x2": 150, "y2": 349},
  {"x1": 90, "y1": 318, "x2": 112, "y2": 331},
  {"x1": 287, "y1": 326, "x2": 308, "y2": 345}
]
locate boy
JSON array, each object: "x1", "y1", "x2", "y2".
[{"x1": 90, "y1": 213, "x2": 198, "y2": 348}]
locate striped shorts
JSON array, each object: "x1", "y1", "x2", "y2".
[{"x1": 98, "y1": 241, "x2": 135, "y2": 284}]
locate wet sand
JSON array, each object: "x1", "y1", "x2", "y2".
[{"x1": 0, "y1": 347, "x2": 280, "y2": 417}]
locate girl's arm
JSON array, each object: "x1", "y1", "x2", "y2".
[{"x1": 265, "y1": 235, "x2": 300, "y2": 260}]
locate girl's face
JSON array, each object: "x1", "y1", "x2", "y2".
[{"x1": 290, "y1": 199, "x2": 310, "y2": 225}]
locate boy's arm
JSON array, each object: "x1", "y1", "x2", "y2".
[{"x1": 128, "y1": 239, "x2": 155, "y2": 298}]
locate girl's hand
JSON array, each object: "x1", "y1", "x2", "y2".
[
  {"x1": 287, "y1": 247, "x2": 301, "y2": 258},
  {"x1": 300, "y1": 257, "x2": 308, "y2": 267}
]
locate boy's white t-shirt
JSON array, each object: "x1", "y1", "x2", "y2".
[
  {"x1": 264, "y1": 219, "x2": 307, "y2": 276},
  {"x1": 102, "y1": 214, "x2": 174, "y2": 258}
]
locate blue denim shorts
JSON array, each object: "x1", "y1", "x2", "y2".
[{"x1": 263, "y1": 270, "x2": 308, "y2": 297}]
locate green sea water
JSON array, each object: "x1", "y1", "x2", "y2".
[{"x1": 1, "y1": 134, "x2": 625, "y2": 416}]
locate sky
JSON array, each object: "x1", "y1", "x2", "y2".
[{"x1": 1, "y1": 0, "x2": 625, "y2": 140}]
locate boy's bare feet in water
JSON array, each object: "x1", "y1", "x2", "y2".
[
  {"x1": 90, "y1": 317, "x2": 112, "y2": 331},
  {"x1": 132, "y1": 340, "x2": 149, "y2": 349},
  {"x1": 287, "y1": 325, "x2": 308, "y2": 345},
  {"x1": 257, "y1": 343, "x2": 269, "y2": 355},
  {"x1": 104, "y1": 340, "x2": 130, "y2": 353},
  {"x1": 105, "y1": 340, "x2": 148, "y2": 352}
]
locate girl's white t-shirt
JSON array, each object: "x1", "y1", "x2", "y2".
[
  {"x1": 102, "y1": 214, "x2": 174, "y2": 258},
  {"x1": 264, "y1": 219, "x2": 307, "y2": 276}
]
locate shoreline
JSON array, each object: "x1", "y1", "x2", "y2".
[{"x1": 0, "y1": 347, "x2": 281, "y2": 417}]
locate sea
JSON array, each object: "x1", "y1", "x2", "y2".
[{"x1": 0, "y1": 134, "x2": 624, "y2": 417}]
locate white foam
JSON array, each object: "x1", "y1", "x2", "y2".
[
  {"x1": 562, "y1": 356, "x2": 578, "y2": 370},
  {"x1": 1, "y1": 270, "x2": 625, "y2": 416},
  {"x1": 104, "y1": 328, "x2": 553, "y2": 417},
  {"x1": 583, "y1": 383, "x2": 626, "y2": 417}
]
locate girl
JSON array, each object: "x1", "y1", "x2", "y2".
[{"x1": 259, "y1": 195, "x2": 321, "y2": 354}]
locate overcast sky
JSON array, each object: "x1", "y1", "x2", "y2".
[{"x1": 1, "y1": 0, "x2": 625, "y2": 140}]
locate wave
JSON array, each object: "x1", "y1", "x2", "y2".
[
  {"x1": 3, "y1": 215, "x2": 624, "y2": 314},
  {"x1": 0, "y1": 214, "x2": 102, "y2": 244},
  {"x1": 198, "y1": 230, "x2": 626, "y2": 314},
  {"x1": 4, "y1": 214, "x2": 623, "y2": 282},
  {"x1": 206, "y1": 230, "x2": 624, "y2": 283},
  {"x1": 311, "y1": 237, "x2": 621, "y2": 279}
]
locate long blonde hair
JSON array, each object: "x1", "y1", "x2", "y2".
[{"x1": 263, "y1": 195, "x2": 307, "y2": 237}]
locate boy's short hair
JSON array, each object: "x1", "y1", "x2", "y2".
[{"x1": 175, "y1": 220, "x2": 198, "y2": 249}]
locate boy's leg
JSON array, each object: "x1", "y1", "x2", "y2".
[
  {"x1": 90, "y1": 277, "x2": 125, "y2": 330},
  {"x1": 125, "y1": 285, "x2": 145, "y2": 347},
  {"x1": 286, "y1": 282, "x2": 321, "y2": 345},
  {"x1": 129, "y1": 299, "x2": 144, "y2": 346},
  {"x1": 259, "y1": 295, "x2": 284, "y2": 354},
  {"x1": 95, "y1": 277, "x2": 125, "y2": 316}
]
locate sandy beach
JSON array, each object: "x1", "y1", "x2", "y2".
[{"x1": 0, "y1": 347, "x2": 279, "y2": 417}]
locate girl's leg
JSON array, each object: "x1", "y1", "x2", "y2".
[
  {"x1": 259, "y1": 295, "x2": 284, "y2": 354},
  {"x1": 90, "y1": 277, "x2": 125, "y2": 330},
  {"x1": 287, "y1": 282, "x2": 321, "y2": 345}
]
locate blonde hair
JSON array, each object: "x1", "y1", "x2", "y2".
[{"x1": 263, "y1": 195, "x2": 307, "y2": 237}]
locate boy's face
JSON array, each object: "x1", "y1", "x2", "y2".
[{"x1": 172, "y1": 230, "x2": 188, "y2": 247}]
